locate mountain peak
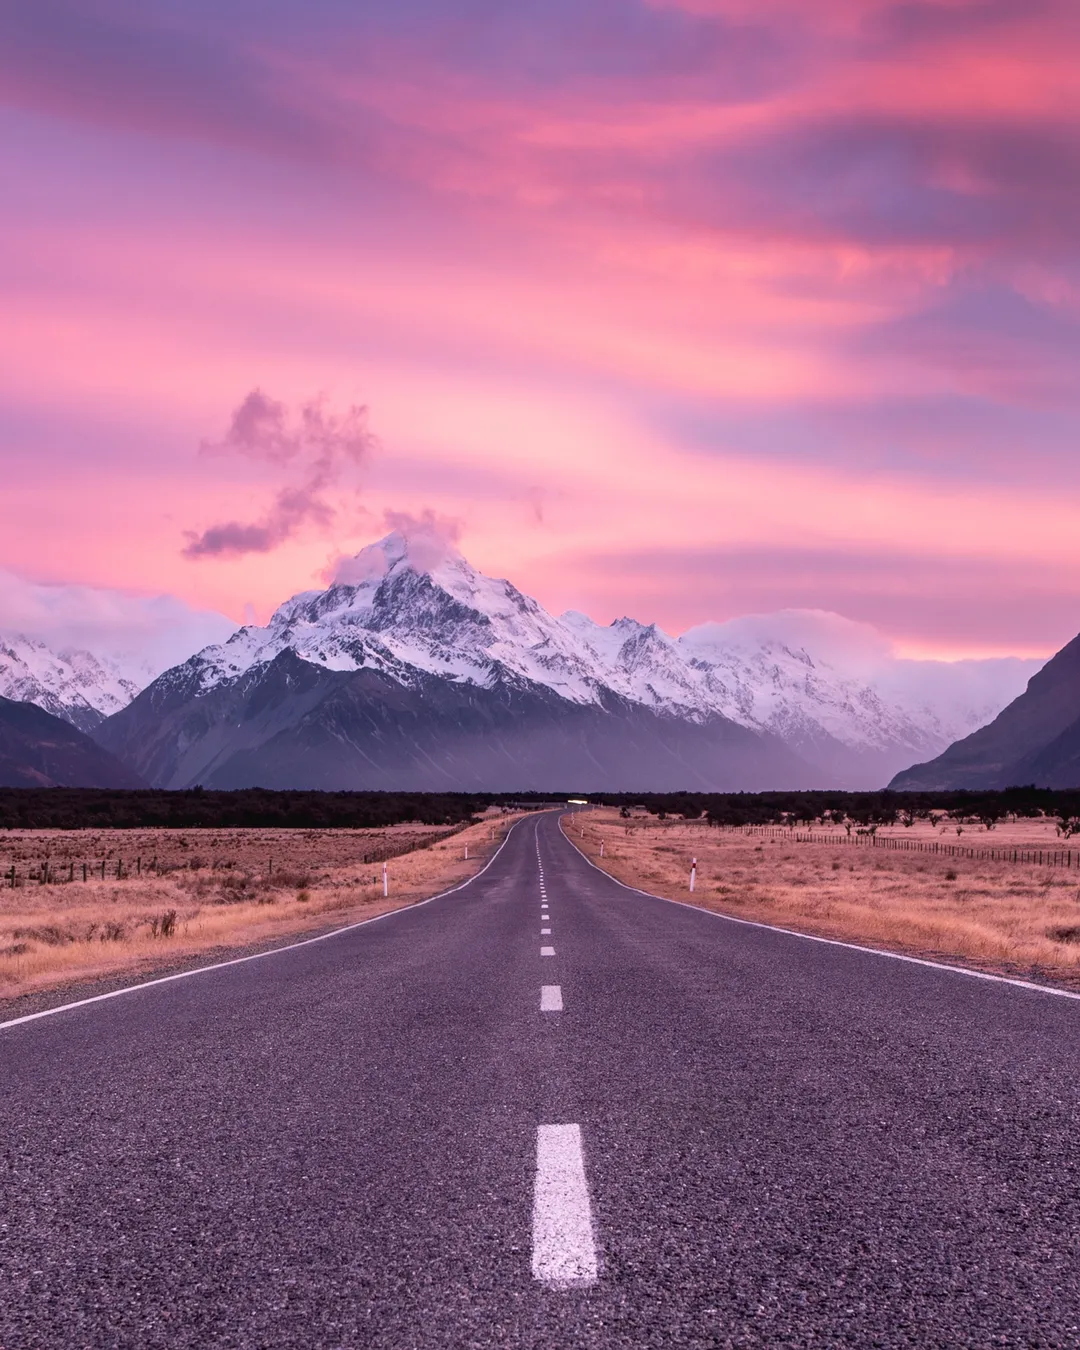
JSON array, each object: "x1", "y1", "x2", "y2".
[
  {"x1": 332, "y1": 529, "x2": 467, "y2": 590},
  {"x1": 166, "y1": 531, "x2": 1043, "y2": 787}
]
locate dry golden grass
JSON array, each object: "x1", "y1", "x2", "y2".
[
  {"x1": 0, "y1": 812, "x2": 523, "y2": 1002},
  {"x1": 568, "y1": 810, "x2": 1080, "y2": 990}
]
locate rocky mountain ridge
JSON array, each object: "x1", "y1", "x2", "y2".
[
  {"x1": 0, "y1": 695, "x2": 146, "y2": 788},
  {"x1": 0, "y1": 634, "x2": 149, "y2": 733},
  {"x1": 92, "y1": 533, "x2": 1041, "y2": 790},
  {"x1": 891, "y1": 633, "x2": 1080, "y2": 790}
]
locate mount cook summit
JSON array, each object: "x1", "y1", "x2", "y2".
[{"x1": 88, "y1": 533, "x2": 1037, "y2": 791}]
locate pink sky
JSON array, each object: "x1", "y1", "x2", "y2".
[{"x1": 2, "y1": 0, "x2": 1079, "y2": 659}]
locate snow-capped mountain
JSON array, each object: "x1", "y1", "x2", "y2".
[
  {"x1": 189, "y1": 532, "x2": 606, "y2": 705},
  {"x1": 670, "y1": 617, "x2": 1037, "y2": 784},
  {"x1": 93, "y1": 531, "x2": 1042, "y2": 791},
  {"x1": 0, "y1": 635, "x2": 154, "y2": 733}
]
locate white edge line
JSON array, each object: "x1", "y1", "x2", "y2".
[
  {"x1": 557, "y1": 816, "x2": 1080, "y2": 1004},
  {"x1": 0, "y1": 815, "x2": 533, "y2": 1034}
]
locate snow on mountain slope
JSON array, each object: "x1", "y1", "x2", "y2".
[
  {"x1": 677, "y1": 613, "x2": 1039, "y2": 755},
  {"x1": 190, "y1": 532, "x2": 607, "y2": 704},
  {"x1": 171, "y1": 531, "x2": 1041, "y2": 787},
  {"x1": 0, "y1": 635, "x2": 153, "y2": 732}
]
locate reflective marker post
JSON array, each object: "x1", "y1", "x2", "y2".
[
  {"x1": 383, "y1": 862, "x2": 388, "y2": 897},
  {"x1": 690, "y1": 857, "x2": 696, "y2": 892}
]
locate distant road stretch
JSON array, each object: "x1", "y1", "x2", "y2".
[{"x1": 4, "y1": 811, "x2": 1080, "y2": 1347}]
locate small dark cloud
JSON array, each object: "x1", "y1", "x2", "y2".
[{"x1": 182, "y1": 389, "x2": 374, "y2": 560}]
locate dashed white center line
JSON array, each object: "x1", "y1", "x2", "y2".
[
  {"x1": 541, "y1": 945, "x2": 555, "y2": 956},
  {"x1": 541, "y1": 927, "x2": 551, "y2": 934},
  {"x1": 540, "y1": 985, "x2": 563, "y2": 1012},
  {"x1": 532, "y1": 1124, "x2": 598, "y2": 1287}
]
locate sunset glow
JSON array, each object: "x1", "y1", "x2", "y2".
[{"x1": 3, "y1": 0, "x2": 1078, "y2": 657}]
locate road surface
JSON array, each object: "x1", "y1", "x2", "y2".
[{"x1": 3, "y1": 811, "x2": 1080, "y2": 1347}]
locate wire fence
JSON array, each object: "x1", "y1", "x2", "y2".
[
  {"x1": 734, "y1": 826, "x2": 1079, "y2": 870},
  {"x1": 2, "y1": 824, "x2": 467, "y2": 887}
]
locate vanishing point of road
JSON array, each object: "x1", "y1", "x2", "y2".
[{"x1": 3, "y1": 811, "x2": 1080, "y2": 1347}]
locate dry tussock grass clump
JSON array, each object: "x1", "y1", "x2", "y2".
[
  {"x1": 0, "y1": 813, "x2": 522, "y2": 1002},
  {"x1": 569, "y1": 810, "x2": 1080, "y2": 990}
]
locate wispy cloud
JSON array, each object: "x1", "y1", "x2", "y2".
[
  {"x1": 0, "y1": 568, "x2": 234, "y2": 674},
  {"x1": 182, "y1": 390, "x2": 375, "y2": 560}
]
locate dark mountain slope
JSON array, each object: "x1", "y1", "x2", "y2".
[
  {"x1": 890, "y1": 633, "x2": 1080, "y2": 790},
  {"x1": 0, "y1": 696, "x2": 146, "y2": 788},
  {"x1": 95, "y1": 649, "x2": 822, "y2": 792}
]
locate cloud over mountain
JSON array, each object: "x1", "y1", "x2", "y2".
[
  {"x1": 0, "y1": 569, "x2": 233, "y2": 673},
  {"x1": 183, "y1": 390, "x2": 375, "y2": 560}
]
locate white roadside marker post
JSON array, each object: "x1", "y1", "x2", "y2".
[
  {"x1": 383, "y1": 862, "x2": 388, "y2": 897},
  {"x1": 600, "y1": 840, "x2": 605, "y2": 858},
  {"x1": 690, "y1": 857, "x2": 696, "y2": 892},
  {"x1": 465, "y1": 844, "x2": 469, "y2": 860}
]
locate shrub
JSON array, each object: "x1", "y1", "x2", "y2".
[
  {"x1": 150, "y1": 910, "x2": 177, "y2": 938},
  {"x1": 216, "y1": 872, "x2": 261, "y2": 904},
  {"x1": 14, "y1": 924, "x2": 74, "y2": 946}
]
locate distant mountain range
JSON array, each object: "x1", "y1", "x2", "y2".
[
  {"x1": 68, "y1": 531, "x2": 1039, "y2": 791},
  {"x1": 891, "y1": 635, "x2": 1080, "y2": 790},
  {"x1": 0, "y1": 634, "x2": 151, "y2": 733}
]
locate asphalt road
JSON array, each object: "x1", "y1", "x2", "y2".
[{"x1": 4, "y1": 811, "x2": 1080, "y2": 1348}]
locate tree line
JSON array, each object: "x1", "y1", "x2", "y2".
[
  {"x1": 588, "y1": 787, "x2": 1080, "y2": 831},
  {"x1": 0, "y1": 788, "x2": 528, "y2": 830},
  {"x1": 5, "y1": 786, "x2": 1080, "y2": 833}
]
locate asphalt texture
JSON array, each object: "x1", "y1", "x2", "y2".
[{"x1": 4, "y1": 812, "x2": 1080, "y2": 1348}]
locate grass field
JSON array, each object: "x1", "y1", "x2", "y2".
[
  {"x1": 0, "y1": 812, "x2": 522, "y2": 1002},
  {"x1": 567, "y1": 809, "x2": 1080, "y2": 991}
]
